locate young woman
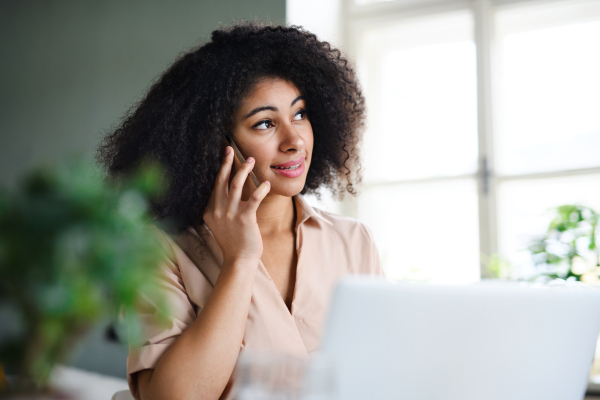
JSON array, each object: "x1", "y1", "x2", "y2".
[{"x1": 98, "y1": 22, "x2": 383, "y2": 400}]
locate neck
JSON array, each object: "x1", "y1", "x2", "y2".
[{"x1": 256, "y1": 194, "x2": 296, "y2": 237}]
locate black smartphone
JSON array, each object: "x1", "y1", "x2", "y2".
[{"x1": 223, "y1": 134, "x2": 260, "y2": 188}]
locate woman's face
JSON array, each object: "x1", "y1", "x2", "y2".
[{"x1": 231, "y1": 78, "x2": 313, "y2": 198}]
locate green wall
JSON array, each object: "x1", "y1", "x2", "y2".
[
  {"x1": 0, "y1": 0, "x2": 285, "y2": 187},
  {"x1": 0, "y1": 0, "x2": 285, "y2": 378}
]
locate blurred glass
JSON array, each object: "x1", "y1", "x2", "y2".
[
  {"x1": 359, "y1": 11, "x2": 478, "y2": 183},
  {"x1": 234, "y1": 351, "x2": 336, "y2": 400},
  {"x1": 354, "y1": 0, "x2": 433, "y2": 6},
  {"x1": 358, "y1": 179, "x2": 480, "y2": 283},
  {"x1": 497, "y1": 173, "x2": 600, "y2": 278},
  {"x1": 496, "y1": 3, "x2": 600, "y2": 175},
  {"x1": 355, "y1": 0, "x2": 388, "y2": 4}
]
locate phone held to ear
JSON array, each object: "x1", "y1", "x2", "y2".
[{"x1": 223, "y1": 134, "x2": 261, "y2": 188}]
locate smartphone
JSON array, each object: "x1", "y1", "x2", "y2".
[{"x1": 223, "y1": 134, "x2": 260, "y2": 188}]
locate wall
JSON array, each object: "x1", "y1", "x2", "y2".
[
  {"x1": 0, "y1": 0, "x2": 284, "y2": 378},
  {"x1": 0, "y1": 0, "x2": 285, "y2": 187}
]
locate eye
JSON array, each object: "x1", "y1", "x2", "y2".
[
  {"x1": 293, "y1": 109, "x2": 307, "y2": 121},
  {"x1": 253, "y1": 119, "x2": 274, "y2": 130}
]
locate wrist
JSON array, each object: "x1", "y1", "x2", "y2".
[{"x1": 222, "y1": 256, "x2": 261, "y2": 272}]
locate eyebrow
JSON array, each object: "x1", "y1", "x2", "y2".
[
  {"x1": 291, "y1": 95, "x2": 304, "y2": 106},
  {"x1": 243, "y1": 96, "x2": 305, "y2": 120}
]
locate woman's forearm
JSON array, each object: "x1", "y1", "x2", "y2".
[{"x1": 138, "y1": 257, "x2": 259, "y2": 400}]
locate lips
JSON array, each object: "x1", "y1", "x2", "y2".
[
  {"x1": 271, "y1": 156, "x2": 306, "y2": 178},
  {"x1": 271, "y1": 157, "x2": 305, "y2": 169}
]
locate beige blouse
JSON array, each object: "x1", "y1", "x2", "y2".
[{"x1": 127, "y1": 195, "x2": 383, "y2": 399}]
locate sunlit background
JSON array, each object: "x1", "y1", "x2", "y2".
[
  {"x1": 293, "y1": 0, "x2": 600, "y2": 285},
  {"x1": 1, "y1": 0, "x2": 600, "y2": 394}
]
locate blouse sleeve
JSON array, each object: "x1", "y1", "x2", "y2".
[{"x1": 126, "y1": 230, "x2": 199, "y2": 400}]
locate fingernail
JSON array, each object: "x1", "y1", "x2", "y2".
[
  {"x1": 246, "y1": 157, "x2": 254, "y2": 163},
  {"x1": 266, "y1": 181, "x2": 270, "y2": 186},
  {"x1": 225, "y1": 147, "x2": 231, "y2": 155}
]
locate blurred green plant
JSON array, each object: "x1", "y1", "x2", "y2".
[
  {"x1": 0, "y1": 159, "x2": 170, "y2": 390},
  {"x1": 528, "y1": 204, "x2": 599, "y2": 282},
  {"x1": 483, "y1": 253, "x2": 513, "y2": 280}
]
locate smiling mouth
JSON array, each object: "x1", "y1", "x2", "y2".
[{"x1": 272, "y1": 163, "x2": 302, "y2": 171}]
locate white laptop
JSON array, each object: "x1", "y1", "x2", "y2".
[{"x1": 320, "y1": 277, "x2": 600, "y2": 400}]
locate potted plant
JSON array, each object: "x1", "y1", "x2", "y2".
[
  {"x1": 528, "y1": 204, "x2": 599, "y2": 283},
  {"x1": 0, "y1": 160, "x2": 169, "y2": 397}
]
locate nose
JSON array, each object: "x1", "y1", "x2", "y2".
[{"x1": 278, "y1": 120, "x2": 305, "y2": 155}]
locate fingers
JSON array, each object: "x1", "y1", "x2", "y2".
[
  {"x1": 229, "y1": 157, "x2": 256, "y2": 204},
  {"x1": 246, "y1": 181, "x2": 271, "y2": 214},
  {"x1": 214, "y1": 147, "x2": 234, "y2": 205},
  {"x1": 213, "y1": 148, "x2": 269, "y2": 219}
]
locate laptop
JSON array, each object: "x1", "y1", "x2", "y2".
[{"x1": 320, "y1": 277, "x2": 600, "y2": 400}]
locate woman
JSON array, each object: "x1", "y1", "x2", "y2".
[{"x1": 98, "y1": 22, "x2": 383, "y2": 400}]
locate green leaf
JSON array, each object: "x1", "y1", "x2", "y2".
[{"x1": 0, "y1": 158, "x2": 170, "y2": 387}]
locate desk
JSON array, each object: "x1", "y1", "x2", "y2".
[{"x1": 50, "y1": 365, "x2": 129, "y2": 400}]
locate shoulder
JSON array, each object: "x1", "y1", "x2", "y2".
[
  {"x1": 148, "y1": 225, "x2": 199, "y2": 269},
  {"x1": 295, "y1": 195, "x2": 376, "y2": 249},
  {"x1": 150, "y1": 225, "x2": 210, "y2": 266},
  {"x1": 294, "y1": 193, "x2": 385, "y2": 276},
  {"x1": 302, "y1": 203, "x2": 382, "y2": 276},
  {"x1": 146, "y1": 225, "x2": 210, "y2": 286},
  {"x1": 148, "y1": 225, "x2": 220, "y2": 309},
  {"x1": 143, "y1": 226, "x2": 187, "y2": 291},
  {"x1": 151, "y1": 226, "x2": 178, "y2": 260},
  {"x1": 312, "y1": 206, "x2": 376, "y2": 246}
]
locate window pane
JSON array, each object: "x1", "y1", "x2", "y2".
[
  {"x1": 359, "y1": 12, "x2": 478, "y2": 183},
  {"x1": 358, "y1": 179, "x2": 480, "y2": 283},
  {"x1": 496, "y1": 3, "x2": 600, "y2": 175},
  {"x1": 497, "y1": 173, "x2": 600, "y2": 278}
]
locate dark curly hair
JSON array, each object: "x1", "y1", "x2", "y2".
[{"x1": 97, "y1": 21, "x2": 366, "y2": 232}]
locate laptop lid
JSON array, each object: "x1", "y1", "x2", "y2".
[{"x1": 321, "y1": 277, "x2": 600, "y2": 400}]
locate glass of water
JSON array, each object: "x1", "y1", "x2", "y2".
[{"x1": 233, "y1": 350, "x2": 336, "y2": 400}]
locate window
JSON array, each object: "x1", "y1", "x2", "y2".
[
  {"x1": 290, "y1": 0, "x2": 600, "y2": 282},
  {"x1": 494, "y1": 1, "x2": 600, "y2": 277},
  {"x1": 356, "y1": 10, "x2": 480, "y2": 282}
]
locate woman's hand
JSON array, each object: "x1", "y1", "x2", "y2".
[{"x1": 203, "y1": 146, "x2": 271, "y2": 266}]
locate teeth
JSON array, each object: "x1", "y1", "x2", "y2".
[{"x1": 274, "y1": 163, "x2": 301, "y2": 170}]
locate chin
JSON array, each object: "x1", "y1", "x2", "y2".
[{"x1": 269, "y1": 178, "x2": 307, "y2": 198}]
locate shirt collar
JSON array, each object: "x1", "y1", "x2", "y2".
[{"x1": 294, "y1": 194, "x2": 334, "y2": 228}]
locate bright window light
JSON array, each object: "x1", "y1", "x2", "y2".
[
  {"x1": 497, "y1": 13, "x2": 600, "y2": 175},
  {"x1": 357, "y1": 11, "x2": 480, "y2": 283},
  {"x1": 359, "y1": 12, "x2": 478, "y2": 183},
  {"x1": 497, "y1": 174, "x2": 600, "y2": 278},
  {"x1": 359, "y1": 179, "x2": 480, "y2": 283}
]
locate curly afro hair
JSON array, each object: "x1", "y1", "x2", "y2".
[{"x1": 97, "y1": 21, "x2": 366, "y2": 232}]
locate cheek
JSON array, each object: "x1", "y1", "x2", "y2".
[
  {"x1": 247, "y1": 147, "x2": 273, "y2": 176},
  {"x1": 304, "y1": 127, "x2": 314, "y2": 154},
  {"x1": 257, "y1": 160, "x2": 272, "y2": 178}
]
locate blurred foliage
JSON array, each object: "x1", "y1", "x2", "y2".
[
  {"x1": 528, "y1": 205, "x2": 599, "y2": 282},
  {"x1": 0, "y1": 159, "x2": 170, "y2": 389},
  {"x1": 483, "y1": 253, "x2": 513, "y2": 280}
]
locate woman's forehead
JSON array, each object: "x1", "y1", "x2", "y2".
[{"x1": 237, "y1": 78, "x2": 304, "y2": 116}]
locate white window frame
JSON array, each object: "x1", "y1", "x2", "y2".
[{"x1": 339, "y1": 0, "x2": 600, "y2": 278}]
